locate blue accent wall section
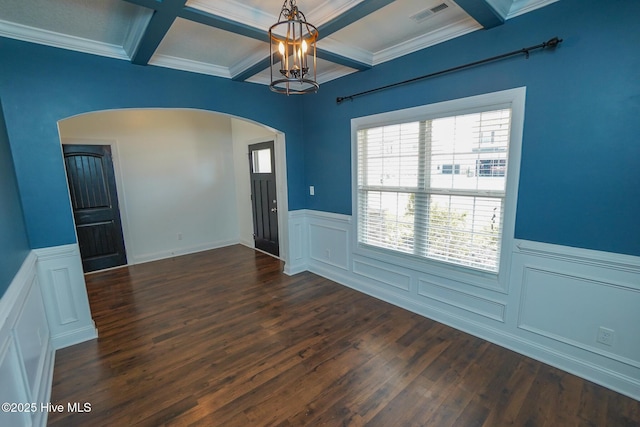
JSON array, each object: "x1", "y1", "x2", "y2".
[
  {"x1": 301, "y1": 0, "x2": 640, "y2": 257},
  {"x1": 0, "y1": 37, "x2": 305, "y2": 249},
  {"x1": 0, "y1": 100, "x2": 30, "y2": 296}
]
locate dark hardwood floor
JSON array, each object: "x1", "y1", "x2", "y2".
[{"x1": 48, "y1": 245, "x2": 639, "y2": 426}]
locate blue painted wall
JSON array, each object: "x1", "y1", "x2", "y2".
[
  {"x1": 301, "y1": 0, "x2": 640, "y2": 257},
  {"x1": 0, "y1": 38, "x2": 305, "y2": 249},
  {"x1": 0, "y1": 100, "x2": 30, "y2": 296}
]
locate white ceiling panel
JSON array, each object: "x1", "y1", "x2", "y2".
[
  {"x1": 156, "y1": 18, "x2": 266, "y2": 67},
  {"x1": 333, "y1": 0, "x2": 450, "y2": 51},
  {"x1": 327, "y1": 0, "x2": 479, "y2": 56},
  {"x1": 0, "y1": 0, "x2": 142, "y2": 46}
]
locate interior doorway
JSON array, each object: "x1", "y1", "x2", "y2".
[{"x1": 59, "y1": 110, "x2": 290, "y2": 269}]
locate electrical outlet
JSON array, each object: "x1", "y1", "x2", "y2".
[
  {"x1": 177, "y1": 232, "x2": 183, "y2": 241},
  {"x1": 325, "y1": 249, "x2": 331, "y2": 260},
  {"x1": 310, "y1": 186, "x2": 315, "y2": 196},
  {"x1": 596, "y1": 327, "x2": 615, "y2": 346}
]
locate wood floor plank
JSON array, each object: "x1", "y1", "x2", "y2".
[{"x1": 47, "y1": 245, "x2": 640, "y2": 426}]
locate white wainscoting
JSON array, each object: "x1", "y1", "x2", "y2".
[
  {"x1": 0, "y1": 252, "x2": 55, "y2": 427},
  {"x1": 283, "y1": 210, "x2": 309, "y2": 276},
  {"x1": 287, "y1": 209, "x2": 640, "y2": 400},
  {"x1": 33, "y1": 244, "x2": 97, "y2": 350}
]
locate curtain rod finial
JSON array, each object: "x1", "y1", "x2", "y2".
[{"x1": 545, "y1": 37, "x2": 563, "y2": 48}]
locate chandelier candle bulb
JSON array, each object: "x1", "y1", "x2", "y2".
[{"x1": 278, "y1": 41, "x2": 285, "y2": 71}]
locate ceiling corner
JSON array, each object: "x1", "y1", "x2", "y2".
[
  {"x1": 454, "y1": 0, "x2": 505, "y2": 29},
  {"x1": 483, "y1": 0, "x2": 513, "y2": 19}
]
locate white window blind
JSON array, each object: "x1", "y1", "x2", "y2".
[{"x1": 357, "y1": 107, "x2": 512, "y2": 273}]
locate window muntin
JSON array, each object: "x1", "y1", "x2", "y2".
[{"x1": 357, "y1": 108, "x2": 512, "y2": 273}]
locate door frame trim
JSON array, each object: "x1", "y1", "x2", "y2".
[
  {"x1": 274, "y1": 131, "x2": 290, "y2": 264},
  {"x1": 240, "y1": 132, "x2": 290, "y2": 262},
  {"x1": 59, "y1": 137, "x2": 133, "y2": 267},
  {"x1": 248, "y1": 140, "x2": 279, "y2": 257}
]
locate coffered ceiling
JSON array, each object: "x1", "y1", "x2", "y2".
[{"x1": 0, "y1": 0, "x2": 558, "y2": 86}]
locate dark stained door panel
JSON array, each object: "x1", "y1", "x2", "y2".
[
  {"x1": 249, "y1": 141, "x2": 279, "y2": 257},
  {"x1": 63, "y1": 144, "x2": 127, "y2": 272}
]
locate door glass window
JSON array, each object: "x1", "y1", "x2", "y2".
[{"x1": 252, "y1": 148, "x2": 272, "y2": 173}]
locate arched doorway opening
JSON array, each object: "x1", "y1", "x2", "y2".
[{"x1": 58, "y1": 108, "x2": 290, "y2": 270}]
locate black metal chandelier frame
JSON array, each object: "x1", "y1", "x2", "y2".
[{"x1": 269, "y1": 0, "x2": 319, "y2": 95}]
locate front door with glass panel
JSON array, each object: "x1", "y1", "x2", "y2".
[{"x1": 249, "y1": 141, "x2": 279, "y2": 257}]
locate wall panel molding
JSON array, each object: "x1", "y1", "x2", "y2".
[
  {"x1": 418, "y1": 278, "x2": 506, "y2": 322},
  {"x1": 353, "y1": 259, "x2": 411, "y2": 292},
  {"x1": 284, "y1": 210, "x2": 308, "y2": 276},
  {"x1": 517, "y1": 265, "x2": 640, "y2": 369},
  {"x1": 305, "y1": 210, "x2": 352, "y2": 272},
  {"x1": 290, "y1": 210, "x2": 640, "y2": 400},
  {"x1": 34, "y1": 244, "x2": 97, "y2": 350},
  {"x1": 515, "y1": 240, "x2": 640, "y2": 276},
  {"x1": 0, "y1": 251, "x2": 55, "y2": 427}
]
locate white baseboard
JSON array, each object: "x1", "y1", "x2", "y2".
[
  {"x1": 283, "y1": 263, "x2": 307, "y2": 276},
  {"x1": 131, "y1": 239, "x2": 240, "y2": 264},
  {"x1": 47, "y1": 324, "x2": 99, "y2": 350},
  {"x1": 32, "y1": 344, "x2": 55, "y2": 427}
]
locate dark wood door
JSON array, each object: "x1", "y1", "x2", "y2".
[
  {"x1": 249, "y1": 141, "x2": 279, "y2": 257},
  {"x1": 63, "y1": 144, "x2": 127, "y2": 272}
]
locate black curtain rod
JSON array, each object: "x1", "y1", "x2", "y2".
[{"x1": 336, "y1": 36, "x2": 563, "y2": 104}]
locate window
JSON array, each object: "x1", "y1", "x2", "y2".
[
  {"x1": 354, "y1": 88, "x2": 525, "y2": 274},
  {"x1": 251, "y1": 148, "x2": 272, "y2": 173}
]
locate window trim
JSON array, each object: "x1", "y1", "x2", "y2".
[{"x1": 351, "y1": 87, "x2": 526, "y2": 292}]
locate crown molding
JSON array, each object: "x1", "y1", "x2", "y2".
[
  {"x1": 373, "y1": 16, "x2": 481, "y2": 66},
  {"x1": 315, "y1": 15, "x2": 482, "y2": 69},
  {"x1": 122, "y1": 8, "x2": 153, "y2": 58},
  {"x1": 187, "y1": 0, "x2": 276, "y2": 31},
  {"x1": 307, "y1": 0, "x2": 366, "y2": 26},
  {"x1": 316, "y1": 66, "x2": 359, "y2": 84},
  {"x1": 149, "y1": 54, "x2": 231, "y2": 78},
  {"x1": 0, "y1": 20, "x2": 128, "y2": 60},
  {"x1": 229, "y1": 49, "x2": 270, "y2": 78},
  {"x1": 507, "y1": 0, "x2": 560, "y2": 19},
  {"x1": 484, "y1": 0, "x2": 512, "y2": 18},
  {"x1": 317, "y1": 37, "x2": 373, "y2": 67}
]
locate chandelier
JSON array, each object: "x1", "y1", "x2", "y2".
[{"x1": 269, "y1": 0, "x2": 319, "y2": 95}]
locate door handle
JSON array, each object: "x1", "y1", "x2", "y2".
[{"x1": 271, "y1": 207, "x2": 278, "y2": 212}]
